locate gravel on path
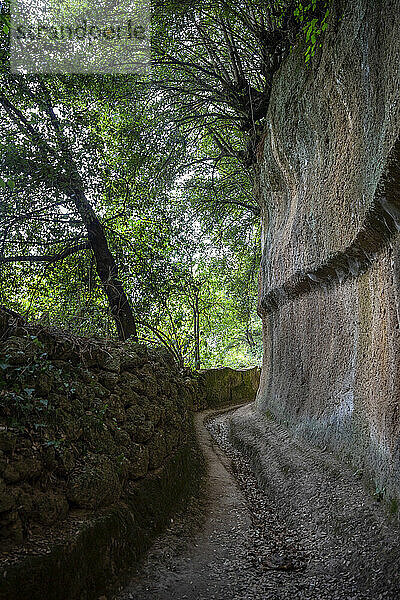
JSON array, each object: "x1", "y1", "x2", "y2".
[{"x1": 114, "y1": 404, "x2": 400, "y2": 600}]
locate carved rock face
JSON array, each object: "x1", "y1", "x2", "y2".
[{"x1": 256, "y1": 0, "x2": 400, "y2": 502}]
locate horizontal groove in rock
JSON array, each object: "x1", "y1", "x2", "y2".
[{"x1": 259, "y1": 138, "x2": 400, "y2": 315}]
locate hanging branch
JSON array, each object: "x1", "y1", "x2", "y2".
[{"x1": 0, "y1": 242, "x2": 90, "y2": 264}]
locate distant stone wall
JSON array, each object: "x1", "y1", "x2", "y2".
[
  {"x1": 257, "y1": 0, "x2": 400, "y2": 504},
  {"x1": 198, "y1": 366, "x2": 260, "y2": 409},
  {"x1": 0, "y1": 309, "x2": 203, "y2": 599}
]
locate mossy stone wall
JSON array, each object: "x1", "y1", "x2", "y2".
[
  {"x1": 198, "y1": 366, "x2": 260, "y2": 409},
  {"x1": 0, "y1": 309, "x2": 203, "y2": 599}
]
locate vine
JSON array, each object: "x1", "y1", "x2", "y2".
[{"x1": 294, "y1": 1, "x2": 331, "y2": 63}]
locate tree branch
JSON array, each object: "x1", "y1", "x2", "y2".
[{"x1": 0, "y1": 242, "x2": 90, "y2": 264}]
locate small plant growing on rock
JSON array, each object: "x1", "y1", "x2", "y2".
[{"x1": 374, "y1": 485, "x2": 386, "y2": 502}]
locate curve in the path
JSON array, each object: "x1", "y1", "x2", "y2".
[
  {"x1": 114, "y1": 404, "x2": 400, "y2": 600},
  {"x1": 115, "y1": 405, "x2": 253, "y2": 600}
]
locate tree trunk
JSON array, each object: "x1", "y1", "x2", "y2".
[
  {"x1": 0, "y1": 84, "x2": 138, "y2": 342},
  {"x1": 193, "y1": 290, "x2": 200, "y2": 369},
  {"x1": 70, "y1": 188, "x2": 138, "y2": 342}
]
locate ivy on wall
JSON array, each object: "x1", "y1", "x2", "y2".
[{"x1": 294, "y1": 0, "x2": 331, "y2": 63}]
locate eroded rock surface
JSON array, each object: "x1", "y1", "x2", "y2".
[{"x1": 257, "y1": 0, "x2": 400, "y2": 505}]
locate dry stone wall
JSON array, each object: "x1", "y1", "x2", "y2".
[
  {"x1": 0, "y1": 308, "x2": 203, "y2": 599},
  {"x1": 257, "y1": 0, "x2": 400, "y2": 504}
]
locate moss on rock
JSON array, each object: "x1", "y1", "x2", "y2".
[{"x1": 198, "y1": 366, "x2": 260, "y2": 408}]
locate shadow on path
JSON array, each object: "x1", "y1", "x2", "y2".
[{"x1": 115, "y1": 403, "x2": 400, "y2": 600}]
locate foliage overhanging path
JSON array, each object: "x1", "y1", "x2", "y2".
[{"x1": 0, "y1": 0, "x2": 329, "y2": 365}]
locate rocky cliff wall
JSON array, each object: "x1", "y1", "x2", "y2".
[
  {"x1": 257, "y1": 0, "x2": 400, "y2": 503},
  {"x1": 0, "y1": 308, "x2": 203, "y2": 599}
]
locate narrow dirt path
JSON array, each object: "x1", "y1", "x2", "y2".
[
  {"x1": 115, "y1": 405, "x2": 252, "y2": 600},
  {"x1": 115, "y1": 404, "x2": 400, "y2": 600}
]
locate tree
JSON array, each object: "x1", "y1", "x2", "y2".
[
  {"x1": 0, "y1": 75, "x2": 138, "y2": 340},
  {"x1": 0, "y1": 1, "x2": 327, "y2": 364},
  {"x1": 152, "y1": 0, "x2": 328, "y2": 164}
]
